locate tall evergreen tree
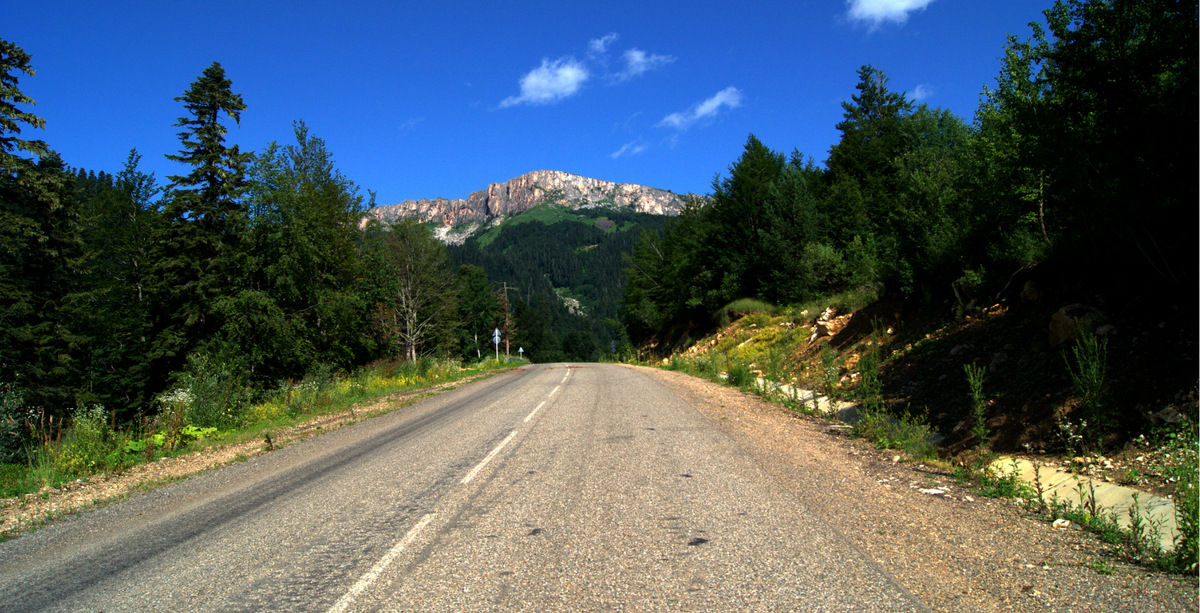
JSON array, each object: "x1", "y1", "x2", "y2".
[
  {"x1": 147, "y1": 62, "x2": 253, "y2": 388},
  {"x1": 0, "y1": 40, "x2": 91, "y2": 410}
]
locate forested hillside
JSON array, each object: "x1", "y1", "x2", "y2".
[{"x1": 448, "y1": 204, "x2": 669, "y2": 363}]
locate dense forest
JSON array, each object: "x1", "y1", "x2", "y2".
[
  {"x1": 1, "y1": 0, "x2": 1196, "y2": 460},
  {"x1": 622, "y1": 0, "x2": 1197, "y2": 347}
]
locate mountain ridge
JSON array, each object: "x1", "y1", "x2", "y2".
[{"x1": 365, "y1": 170, "x2": 689, "y2": 235}]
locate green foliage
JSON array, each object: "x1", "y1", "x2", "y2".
[
  {"x1": 1158, "y1": 420, "x2": 1199, "y2": 574},
  {"x1": 964, "y1": 363, "x2": 991, "y2": 448},
  {"x1": 852, "y1": 405, "x2": 938, "y2": 461},
  {"x1": 855, "y1": 342, "x2": 883, "y2": 413},
  {"x1": 818, "y1": 344, "x2": 841, "y2": 401},
  {"x1": 169, "y1": 352, "x2": 249, "y2": 429},
  {"x1": 0, "y1": 39, "x2": 49, "y2": 162},
  {"x1": 48, "y1": 405, "x2": 115, "y2": 477},
  {"x1": 1064, "y1": 332, "x2": 1110, "y2": 431},
  {"x1": 0, "y1": 380, "x2": 27, "y2": 463},
  {"x1": 726, "y1": 360, "x2": 753, "y2": 388}
]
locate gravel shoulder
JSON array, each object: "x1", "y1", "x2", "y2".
[{"x1": 637, "y1": 365, "x2": 1198, "y2": 613}]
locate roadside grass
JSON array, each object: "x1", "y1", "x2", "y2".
[{"x1": 0, "y1": 358, "x2": 522, "y2": 501}]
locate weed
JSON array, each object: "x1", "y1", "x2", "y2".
[
  {"x1": 1084, "y1": 558, "x2": 1116, "y2": 575},
  {"x1": 1056, "y1": 418, "x2": 1089, "y2": 457},
  {"x1": 1063, "y1": 332, "x2": 1109, "y2": 432},
  {"x1": 856, "y1": 343, "x2": 883, "y2": 413},
  {"x1": 964, "y1": 363, "x2": 990, "y2": 448},
  {"x1": 819, "y1": 344, "x2": 840, "y2": 402},
  {"x1": 853, "y1": 406, "x2": 938, "y2": 461},
  {"x1": 977, "y1": 459, "x2": 1031, "y2": 498},
  {"x1": 726, "y1": 360, "x2": 753, "y2": 388}
]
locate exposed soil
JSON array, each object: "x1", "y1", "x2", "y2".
[{"x1": 642, "y1": 365, "x2": 1197, "y2": 613}]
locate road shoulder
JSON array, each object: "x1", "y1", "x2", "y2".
[{"x1": 636, "y1": 365, "x2": 1198, "y2": 613}]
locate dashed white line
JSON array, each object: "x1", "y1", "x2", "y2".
[
  {"x1": 461, "y1": 429, "x2": 518, "y2": 484},
  {"x1": 326, "y1": 512, "x2": 436, "y2": 613},
  {"x1": 330, "y1": 367, "x2": 576, "y2": 610},
  {"x1": 524, "y1": 400, "x2": 547, "y2": 423}
]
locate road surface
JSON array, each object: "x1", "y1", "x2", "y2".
[{"x1": 0, "y1": 363, "x2": 927, "y2": 612}]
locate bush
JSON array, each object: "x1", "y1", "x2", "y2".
[
  {"x1": 726, "y1": 360, "x2": 754, "y2": 388},
  {"x1": 50, "y1": 405, "x2": 116, "y2": 477},
  {"x1": 174, "y1": 352, "x2": 249, "y2": 429},
  {"x1": 853, "y1": 405, "x2": 938, "y2": 460}
]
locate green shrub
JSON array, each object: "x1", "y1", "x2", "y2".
[
  {"x1": 964, "y1": 363, "x2": 991, "y2": 448},
  {"x1": 819, "y1": 344, "x2": 841, "y2": 401},
  {"x1": 1162, "y1": 420, "x2": 1199, "y2": 574},
  {"x1": 853, "y1": 406, "x2": 938, "y2": 460},
  {"x1": 1064, "y1": 332, "x2": 1109, "y2": 429},
  {"x1": 174, "y1": 353, "x2": 249, "y2": 429},
  {"x1": 727, "y1": 360, "x2": 754, "y2": 388},
  {"x1": 50, "y1": 405, "x2": 116, "y2": 477}
]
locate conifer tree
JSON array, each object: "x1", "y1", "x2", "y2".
[
  {"x1": 148, "y1": 62, "x2": 253, "y2": 385},
  {"x1": 0, "y1": 40, "x2": 92, "y2": 409}
]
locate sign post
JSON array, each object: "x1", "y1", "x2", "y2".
[
  {"x1": 493, "y1": 328, "x2": 501, "y2": 361},
  {"x1": 518, "y1": 347, "x2": 524, "y2": 360}
]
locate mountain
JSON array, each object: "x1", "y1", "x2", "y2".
[{"x1": 365, "y1": 170, "x2": 688, "y2": 243}]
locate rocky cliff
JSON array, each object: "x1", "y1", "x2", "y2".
[{"x1": 365, "y1": 170, "x2": 688, "y2": 229}]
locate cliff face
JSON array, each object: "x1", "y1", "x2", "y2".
[{"x1": 366, "y1": 170, "x2": 687, "y2": 228}]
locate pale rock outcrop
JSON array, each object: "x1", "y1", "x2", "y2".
[{"x1": 365, "y1": 170, "x2": 689, "y2": 234}]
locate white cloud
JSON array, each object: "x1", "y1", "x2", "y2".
[
  {"x1": 613, "y1": 49, "x2": 675, "y2": 82},
  {"x1": 589, "y1": 33, "x2": 618, "y2": 55},
  {"x1": 398, "y1": 117, "x2": 424, "y2": 133},
  {"x1": 847, "y1": 0, "x2": 934, "y2": 28},
  {"x1": 500, "y1": 57, "x2": 590, "y2": 107},
  {"x1": 911, "y1": 83, "x2": 934, "y2": 102},
  {"x1": 610, "y1": 140, "x2": 648, "y2": 159},
  {"x1": 658, "y1": 87, "x2": 743, "y2": 130}
]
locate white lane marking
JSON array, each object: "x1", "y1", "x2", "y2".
[
  {"x1": 524, "y1": 400, "x2": 547, "y2": 423},
  {"x1": 326, "y1": 512, "x2": 436, "y2": 613},
  {"x1": 461, "y1": 429, "x2": 518, "y2": 484}
]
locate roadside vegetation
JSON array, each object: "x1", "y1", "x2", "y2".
[{"x1": 0, "y1": 358, "x2": 521, "y2": 504}]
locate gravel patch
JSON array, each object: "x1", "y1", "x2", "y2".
[{"x1": 638, "y1": 365, "x2": 1198, "y2": 613}]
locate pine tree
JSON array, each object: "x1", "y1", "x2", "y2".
[{"x1": 147, "y1": 62, "x2": 253, "y2": 386}]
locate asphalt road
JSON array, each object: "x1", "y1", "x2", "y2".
[{"x1": 0, "y1": 363, "x2": 928, "y2": 612}]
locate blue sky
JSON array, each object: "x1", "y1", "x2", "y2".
[{"x1": 10, "y1": 0, "x2": 1051, "y2": 205}]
